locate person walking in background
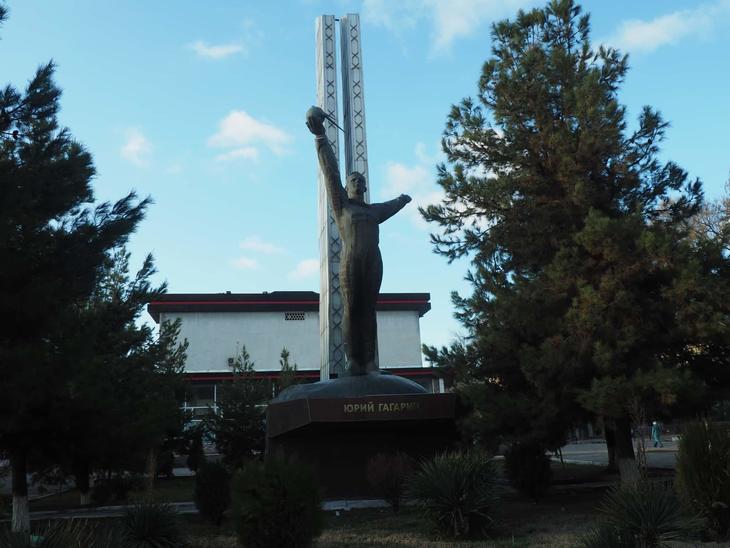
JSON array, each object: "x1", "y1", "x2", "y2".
[{"x1": 651, "y1": 420, "x2": 664, "y2": 448}]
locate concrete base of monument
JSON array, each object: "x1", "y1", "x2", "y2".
[
  {"x1": 266, "y1": 388, "x2": 458, "y2": 498},
  {"x1": 273, "y1": 370, "x2": 428, "y2": 401}
]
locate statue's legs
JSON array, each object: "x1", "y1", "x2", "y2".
[{"x1": 340, "y1": 246, "x2": 383, "y2": 375}]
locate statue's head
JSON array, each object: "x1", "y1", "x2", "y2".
[{"x1": 346, "y1": 172, "x2": 367, "y2": 200}]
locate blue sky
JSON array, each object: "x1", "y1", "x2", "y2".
[{"x1": 2, "y1": 0, "x2": 729, "y2": 351}]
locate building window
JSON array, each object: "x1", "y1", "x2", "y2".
[
  {"x1": 184, "y1": 383, "x2": 217, "y2": 426},
  {"x1": 187, "y1": 384, "x2": 215, "y2": 407},
  {"x1": 284, "y1": 312, "x2": 305, "y2": 321}
]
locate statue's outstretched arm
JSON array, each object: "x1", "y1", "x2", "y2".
[
  {"x1": 307, "y1": 106, "x2": 346, "y2": 216},
  {"x1": 372, "y1": 194, "x2": 412, "y2": 224}
]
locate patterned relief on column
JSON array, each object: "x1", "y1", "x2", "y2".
[
  {"x1": 316, "y1": 16, "x2": 345, "y2": 379},
  {"x1": 340, "y1": 13, "x2": 377, "y2": 369},
  {"x1": 340, "y1": 14, "x2": 370, "y2": 204}
]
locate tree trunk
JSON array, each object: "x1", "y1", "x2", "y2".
[
  {"x1": 613, "y1": 416, "x2": 639, "y2": 485},
  {"x1": 73, "y1": 459, "x2": 92, "y2": 506},
  {"x1": 603, "y1": 419, "x2": 618, "y2": 472},
  {"x1": 10, "y1": 449, "x2": 29, "y2": 533},
  {"x1": 145, "y1": 448, "x2": 157, "y2": 494}
]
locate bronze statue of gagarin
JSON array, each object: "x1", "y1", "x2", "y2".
[{"x1": 306, "y1": 106, "x2": 411, "y2": 376}]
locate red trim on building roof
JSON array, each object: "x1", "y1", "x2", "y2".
[
  {"x1": 147, "y1": 292, "x2": 431, "y2": 322},
  {"x1": 149, "y1": 299, "x2": 426, "y2": 307},
  {"x1": 184, "y1": 368, "x2": 440, "y2": 382}
]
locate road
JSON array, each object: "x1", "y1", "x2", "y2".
[{"x1": 558, "y1": 439, "x2": 678, "y2": 469}]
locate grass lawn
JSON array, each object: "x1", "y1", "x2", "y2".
[
  {"x1": 19, "y1": 466, "x2": 726, "y2": 547},
  {"x1": 550, "y1": 461, "x2": 615, "y2": 483},
  {"x1": 24, "y1": 463, "x2": 723, "y2": 547},
  {"x1": 177, "y1": 487, "x2": 605, "y2": 547},
  {"x1": 29, "y1": 475, "x2": 195, "y2": 511},
  {"x1": 128, "y1": 476, "x2": 195, "y2": 504},
  {"x1": 319, "y1": 486, "x2": 612, "y2": 547},
  {"x1": 28, "y1": 461, "x2": 608, "y2": 512},
  {"x1": 179, "y1": 489, "x2": 726, "y2": 548}
]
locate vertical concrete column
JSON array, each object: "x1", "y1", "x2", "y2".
[
  {"x1": 316, "y1": 16, "x2": 346, "y2": 380},
  {"x1": 340, "y1": 13, "x2": 377, "y2": 369},
  {"x1": 340, "y1": 14, "x2": 370, "y2": 203}
]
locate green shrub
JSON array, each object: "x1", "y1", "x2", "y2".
[
  {"x1": 92, "y1": 476, "x2": 137, "y2": 505},
  {"x1": 186, "y1": 429, "x2": 206, "y2": 473},
  {"x1": 675, "y1": 420, "x2": 730, "y2": 538},
  {"x1": 194, "y1": 462, "x2": 231, "y2": 525},
  {"x1": 407, "y1": 450, "x2": 498, "y2": 539},
  {"x1": 0, "y1": 494, "x2": 11, "y2": 518},
  {"x1": 504, "y1": 441, "x2": 552, "y2": 500},
  {"x1": 91, "y1": 480, "x2": 113, "y2": 506},
  {"x1": 109, "y1": 474, "x2": 141, "y2": 501},
  {"x1": 156, "y1": 450, "x2": 175, "y2": 478},
  {"x1": 119, "y1": 502, "x2": 182, "y2": 548},
  {"x1": 585, "y1": 481, "x2": 698, "y2": 548},
  {"x1": 366, "y1": 452, "x2": 414, "y2": 513},
  {"x1": 231, "y1": 459, "x2": 323, "y2": 548}
]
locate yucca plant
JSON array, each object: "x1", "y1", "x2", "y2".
[
  {"x1": 580, "y1": 523, "x2": 636, "y2": 548},
  {"x1": 407, "y1": 450, "x2": 498, "y2": 539},
  {"x1": 588, "y1": 481, "x2": 699, "y2": 548},
  {"x1": 0, "y1": 520, "x2": 125, "y2": 548},
  {"x1": 119, "y1": 502, "x2": 182, "y2": 548},
  {"x1": 675, "y1": 420, "x2": 730, "y2": 538},
  {"x1": 38, "y1": 520, "x2": 96, "y2": 548}
]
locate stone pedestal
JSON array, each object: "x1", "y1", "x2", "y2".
[{"x1": 266, "y1": 387, "x2": 457, "y2": 498}]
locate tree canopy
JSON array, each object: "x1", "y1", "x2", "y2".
[
  {"x1": 204, "y1": 346, "x2": 269, "y2": 469},
  {"x1": 422, "y1": 0, "x2": 730, "y2": 481},
  {"x1": 0, "y1": 5, "x2": 183, "y2": 528}
]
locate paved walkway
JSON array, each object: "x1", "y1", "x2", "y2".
[
  {"x1": 28, "y1": 502, "x2": 198, "y2": 522},
  {"x1": 558, "y1": 439, "x2": 678, "y2": 469},
  {"x1": 17, "y1": 499, "x2": 391, "y2": 522}
]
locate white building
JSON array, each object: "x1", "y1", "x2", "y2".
[{"x1": 147, "y1": 291, "x2": 440, "y2": 418}]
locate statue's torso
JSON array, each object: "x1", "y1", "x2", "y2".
[{"x1": 337, "y1": 201, "x2": 379, "y2": 253}]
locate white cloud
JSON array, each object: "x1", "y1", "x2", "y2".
[
  {"x1": 188, "y1": 40, "x2": 245, "y2": 59},
  {"x1": 363, "y1": 0, "x2": 534, "y2": 53},
  {"x1": 288, "y1": 258, "x2": 319, "y2": 280},
  {"x1": 231, "y1": 256, "x2": 259, "y2": 270},
  {"x1": 414, "y1": 142, "x2": 438, "y2": 164},
  {"x1": 165, "y1": 163, "x2": 183, "y2": 175},
  {"x1": 215, "y1": 147, "x2": 259, "y2": 162},
  {"x1": 362, "y1": 0, "x2": 421, "y2": 32},
  {"x1": 429, "y1": 0, "x2": 531, "y2": 52},
  {"x1": 208, "y1": 110, "x2": 291, "y2": 161},
  {"x1": 188, "y1": 19, "x2": 262, "y2": 60},
  {"x1": 380, "y1": 142, "x2": 445, "y2": 229},
  {"x1": 239, "y1": 235, "x2": 284, "y2": 255},
  {"x1": 384, "y1": 163, "x2": 431, "y2": 195},
  {"x1": 120, "y1": 128, "x2": 152, "y2": 167},
  {"x1": 608, "y1": 0, "x2": 730, "y2": 54}
]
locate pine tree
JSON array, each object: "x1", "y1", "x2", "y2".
[
  {"x1": 422, "y1": 0, "x2": 724, "y2": 483},
  {"x1": 204, "y1": 347, "x2": 269, "y2": 469},
  {"x1": 50, "y1": 248, "x2": 188, "y2": 503},
  {"x1": 0, "y1": 10, "x2": 149, "y2": 528},
  {"x1": 278, "y1": 347, "x2": 299, "y2": 393}
]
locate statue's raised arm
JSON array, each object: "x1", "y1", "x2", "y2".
[{"x1": 306, "y1": 106, "x2": 347, "y2": 217}]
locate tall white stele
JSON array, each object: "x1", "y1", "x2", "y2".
[{"x1": 315, "y1": 14, "x2": 371, "y2": 381}]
